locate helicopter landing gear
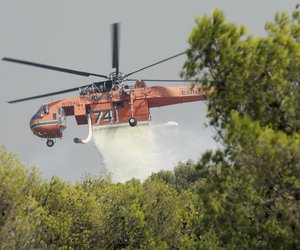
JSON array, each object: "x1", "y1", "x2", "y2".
[
  {"x1": 46, "y1": 139, "x2": 55, "y2": 147},
  {"x1": 127, "y1": 92, "x2": 137, "y2": 127},
  {"x1": 128, "y1": 117, "x2": 137, "y2": 127}
]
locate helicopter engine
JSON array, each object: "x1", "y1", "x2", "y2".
[{"x1": 79, "y1": 80, "x2": 113, "y2": 95}]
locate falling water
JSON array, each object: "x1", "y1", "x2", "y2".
[
  {"x1": 93, "y1": 124, "x2": 160, "y2": 182},
  {"x1": 92, "y1": 121, "x2": 216, "y2": 183}
]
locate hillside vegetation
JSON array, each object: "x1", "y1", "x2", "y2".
[{"x1": 1, "y1": 9, "x2": 300, "y2": 249}]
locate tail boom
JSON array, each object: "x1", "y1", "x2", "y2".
[{"x1": 147, "y1": 86, "x2": 206, "y2": 108}]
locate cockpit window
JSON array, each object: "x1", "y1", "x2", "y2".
[
  {"x1": 43, "y1": 105, "x2": 49, "y2": 114},
  {"x1": 32, "y1": 105, "x2": 50, "y2": 120}
]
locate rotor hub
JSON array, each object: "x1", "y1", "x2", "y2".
[{"x1": 108, "y1": 72, "x2": 126, "y2": 84}]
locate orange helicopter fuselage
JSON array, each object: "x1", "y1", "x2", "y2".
[{"x1": 29, "y1": 83, "x2": 207, "y2": 140}]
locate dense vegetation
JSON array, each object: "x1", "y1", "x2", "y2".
[{"x1": 1, "y1": 9, "x2": 300, "y2": 249}]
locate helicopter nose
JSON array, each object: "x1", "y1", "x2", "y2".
[
  {"x1": 30, "y1": 115, "x2": 40, "y2": 135},
  {"x1": 29, "y1": 114, "x2": 64, "y2": 139},
  {"x1": 30, "y1": 116, "x2": 46, "y2": 137}
]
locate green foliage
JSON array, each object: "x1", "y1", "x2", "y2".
[
  {"x1": 150, "y1": 160, "x2": 201, "y2": 192},
  {"x1": 1, "y1": 9, "x2": 300, "y2": 250},
  {"x1": 180, "y1": 8, "x2": 300, "y2": 249},
  {"x1": 181, "y1": 9, "x2": 300, "y2": 138},
  {"x1": 191, "y1": 114, "x2": 300, "y2": 249},
  {"x1": 0, "y1": 149, "x2": 192, "y2": 249},
  {"x1": 0, "y1": 147, "x2": 47, "y2": 249}
]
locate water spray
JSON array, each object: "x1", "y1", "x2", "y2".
[{"x1": 74, "y1": 114, "x2": 93, "y2": 144}]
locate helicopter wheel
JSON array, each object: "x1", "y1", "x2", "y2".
[
  {"x1": 46, "y1": 139, "x2": 55, "y2": 147},
  {"x1": 128, "y1": 117, "x2": 137, "y2": 127}
]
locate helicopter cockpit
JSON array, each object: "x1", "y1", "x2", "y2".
[
  {"x1": 30, "y1": 104, "x2": 67, "y2": 147},
  {"x1": 31, "y1": 104, "x2": 50, "y2": 120}
]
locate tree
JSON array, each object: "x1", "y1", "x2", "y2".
[
  {"x1": 181, "y1": 9, "x2": 300, "y2": 138},
  {"x1": 0, "y1": 147, "x2": 47, "y2": 250},
  {"x1": 150, "y1": 160, "x2": 201, "y2": 192},
  {"x1": 90, "y1": 178, "x2": 185, "y2": 249},
  {"x1": 180, "y1": 9, "x2": 300, "y2": 249}
]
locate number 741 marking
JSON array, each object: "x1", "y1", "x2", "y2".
[{"x1": 94, "y1": 109, "x2": 119, "y2": 124}]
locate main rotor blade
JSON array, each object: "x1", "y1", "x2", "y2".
[
  {"x1": 125, "y1": 51, "x2": 186, "y2": 78},
  {"x1": 127, "y1": 78, "x2": 199, "y2": 83},
  {"x1": 7, "y1": 80, "x2": 106, "y2": 103},
  {"x1": 2, "y1": 57, "x2": 108, "y2": 79},
  {"x1": 8, "y1": 87, "x2": 80, "y2": 103},
  {"x1": 112, "y1": 23, "x2": 119, "y2": 75}
]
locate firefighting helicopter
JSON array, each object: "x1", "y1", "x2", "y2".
[{"x1": 3, "y1": 23, "x2": 207, "y2": 147}]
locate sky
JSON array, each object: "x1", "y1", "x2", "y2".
[{"x1": 0, "y1": 0, "x2": 296, "y2": 182}]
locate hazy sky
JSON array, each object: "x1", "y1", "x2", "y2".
[{"x1": 0, "y1": 0, "x2": 296, "y2": 182}]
